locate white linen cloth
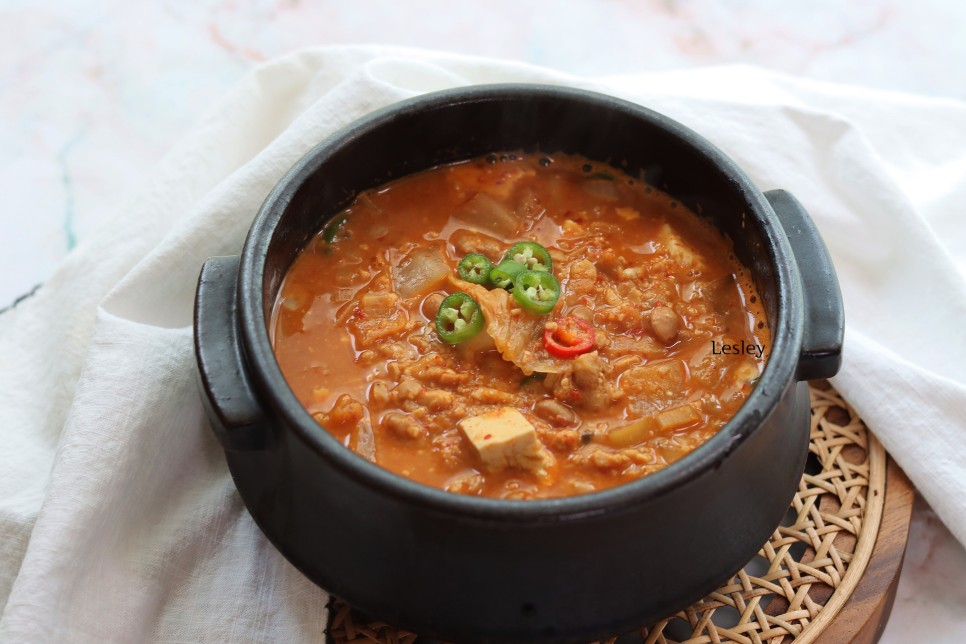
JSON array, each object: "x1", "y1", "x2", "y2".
[{"x1": 2, "y1": 45, "x2": 964, "y2": 641}]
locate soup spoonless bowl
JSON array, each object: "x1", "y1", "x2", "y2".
[{"x1": 194, "y1": 85, "x2": 843, "y2": 642}]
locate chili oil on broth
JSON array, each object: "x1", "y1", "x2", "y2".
[{"x1": 271, "y1": 152, "x2": 770, "y2": 500}]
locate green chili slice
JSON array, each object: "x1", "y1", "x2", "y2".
[
  {"x1": 435, "y1": 292, "x2": 485, "y2": 344},
  {"x1": 503, "y1": 241, "x2": 552, "y2": 273},
  {"x1": 512, "y1": 270, "x2": 560, "y2": 315},
  {"x1": 457, "y1": 254, "x2": 494, "y2": 285},
  {"x1": 489, "y1": 260, "x2": 526, "y2": 290},
  {"x1": 322, "y1": 216, "x2": 349, "y2": 243}
]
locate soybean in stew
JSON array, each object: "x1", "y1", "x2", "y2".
[{"x1": 272, "y1": 152, "x2": 770, "y2": 499}]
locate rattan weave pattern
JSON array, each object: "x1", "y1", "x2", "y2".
[{"x1": 327, "y1": 382, "x2": 885, "y2": 644}]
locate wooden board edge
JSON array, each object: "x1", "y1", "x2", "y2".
[{"x1": 818, "y1": 457, "x2": 915, "y2": 643}]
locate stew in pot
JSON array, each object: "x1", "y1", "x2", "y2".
[{"x1": 271, "y1": 152, "x2": 769, "y2": 499}]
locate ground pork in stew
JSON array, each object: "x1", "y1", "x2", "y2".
[{"x1": 271, "y1": 152, "x2": 770, "y2": 499}]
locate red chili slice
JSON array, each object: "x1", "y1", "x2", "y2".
[{"x1": 543, "y1": 316, "x2": 597, "y2": 358}]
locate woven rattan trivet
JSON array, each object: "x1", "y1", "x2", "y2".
[{"x1": 327, "y1": 381, "x2": 912, "y2": 643}]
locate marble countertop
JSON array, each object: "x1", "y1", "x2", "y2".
[{"x1": 3, "y1": 1, "x2": 964, "y2": 641}]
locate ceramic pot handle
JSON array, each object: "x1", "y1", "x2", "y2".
[
  {"x1": 194, "y1": 255, "x2": 270, "y2": 450},
  {"x1": 765, "y1": 189, "x2": 844, "y2": 381}
]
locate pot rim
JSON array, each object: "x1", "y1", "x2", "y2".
[{"x1": 237, "y1": 83, "x2": 804, "y2": 522}]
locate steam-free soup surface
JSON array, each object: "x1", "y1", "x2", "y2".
[{"x1": 272, "y1": 152, "x2": 769, "y2": 499}]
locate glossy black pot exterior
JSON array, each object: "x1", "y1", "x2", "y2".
[{"x1": 194, "y1": 85, "x2": 844, "y2": 643}]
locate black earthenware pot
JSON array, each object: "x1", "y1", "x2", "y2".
[{"x1": 193, "y1": 85, "x2": 843, "y2": 643}]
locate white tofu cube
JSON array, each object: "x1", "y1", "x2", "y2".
[{"x1": 458, "y1": 407, "x2": 552, "y2": 474}]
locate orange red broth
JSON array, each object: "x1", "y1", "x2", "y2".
[{"x1": 271, "y1": 152, "x2": 770, "y2": 499}]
